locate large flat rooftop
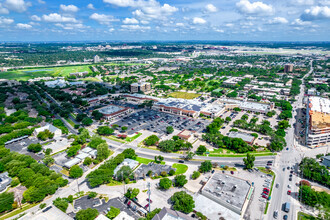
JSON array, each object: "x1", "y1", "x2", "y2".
[
  {"x1": 309, "y1": 96, "x2": 330, "y2": 114},
  {"x1": 202, "y1": 172, "x2": 252, "y2": 212},
  {"x1": 309, "y1": 97, "x2": 330, "y2": 130},
  {"x1": 98, "y1": 105, "x2": 125, "y2": 115}
]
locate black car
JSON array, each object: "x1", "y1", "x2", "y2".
[
  {"x1": 289, "y1": 178, "x2": 292, "y2": 181},
  {"x1": 178, "y1": 160, "x2": 185, "y2": 163}
]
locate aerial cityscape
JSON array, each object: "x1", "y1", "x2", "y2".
[{"x1": 0, "y1": 1, "x2": 329, "y2": 220}]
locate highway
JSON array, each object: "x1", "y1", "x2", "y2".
[{"x1": 266, "y1": 60, "x2": 313, "y2": 220}]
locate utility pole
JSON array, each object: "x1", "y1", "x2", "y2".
[{"x1": 147, "y1": 182, "x2": 151, "y2": 213}]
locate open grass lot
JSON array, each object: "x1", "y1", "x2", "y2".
[
  {"x1": 172, "y1": 163, "x2": 188, "y2": 175},
  {"x1": 135, "y1": 157, "x2": 165, "y2": 165},
  {"x1": 0, "y1": 65, "x2": 92, "y2": 81},
  {"x1": 297, "y1": 212, "x2": 319, "y2": 220},
  {"x1": 168, "y1": 92, "x2": 201, "y2": 99}
]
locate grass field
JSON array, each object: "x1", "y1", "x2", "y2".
[
  {"x1": 0, "y1": 65, "x2": 92, "y2": 81},
  {"x1": 168, "y1": 92, "x2": 201, "y2": 99},
  {"x1": 172, "y1": 163, "x2": 188, "y2": 175},
  {"x1": 297, "y1": 212, "x2": 318, "y2": 220},
  {"x1": 135, "y1": 157, "x2": 165, "y2": 165}
]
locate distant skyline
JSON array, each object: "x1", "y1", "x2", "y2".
[{"x1": 0, "y1": 0, "x2": 329, "y2": 42}]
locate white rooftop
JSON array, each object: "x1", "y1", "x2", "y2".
[
  {"x1": 309, "y1": 96, "x2": 330, "y2": 114},
  {"x1": 99, "y1": 105, "x2": 125, "y2": 115}
]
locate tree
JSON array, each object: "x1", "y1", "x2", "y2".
[
  {"x1": 174, "y1": 175, "x2": 187, "y2": 187},
  {"x1": 92, "y1": 110, "x2": 103, "y2": 120},
  {"x1": 158, "y1": 140, "x2": 175, "y2": 152},
  {"x1": 116, "y1": 166, "x2": 132, "y2": 181},
  {"x1": 199, "y1": 161, "x2": 212, "y2": 173},
  {"x1": 225, "y1": 117, "x2": 231, "y2": 123},
  {"x1": 243, "y1": 153, "x2": 255, "y2": 169},
  {"x1": 88, "y1": 191, "x2": 97, "y2": 198},
  {"x1": 27, "y1": 143, "x2": 42, "y2": 153},
  {"x1": 69, "y1": 165, "x2": 83, "y2": 178},
  {"x1": 75, "y1": 208, "x2": 99, "y2": 220},
  {"x1": 37, "y1": 129, "x2": 54, "y2": 141},
  {"x1": 53, "y1": 197, "x2": 68, "y2": 212},
  {"x1": 279, "y1": 110, "x2": 292, "y2": 120},
  {"x1": 122, "y1": 148, "x2": 137, "y2": 159},
  {"x1": 139, "y1": 208, "x2": 161, "y2": 220},
  {"x1": 278, "y1": 120, "x2": 290, "y2": 129},
  {"x1": 124, "y1": 188, "x2": 139, "y2": 199},
  {"x1": 121, "y1": 126, "x2": 128, "y2": 132},
  {"x1": 43, "y1": 155, "x2": 54, "y2": 166},
  {"x1": 106, "y1": 206, "x2": 120, "y2": 219},
  {"x1": 97, "y1": 126, "x2": 114, "y2": 136},
  {"x1": 159, "y1": 178, "x2": 172, "y2": 190},
  {"x1": 166, "y1": 126, "x2": 174, "y2": 134},
  {"x1": 67, "y1": 145, "x2": 81, "y2": 157},
  {"x1": 192, "y1": 171, "x2": 200, "y2": 180},
  {"x1": 144, "y1": 135, "x2": 159, "y2": 146},
  {"x1": 196, "y1": 145, "x2": 207, "y2": 155},
  {"x1": 154, "y1": 155, "x2": 164, "y2": 164},
  {"x1": 82, "y1": 117, "x2": 93, "y2": 126},
  {"x1": 170, "y1": 191, "x2": 195, "y2": 213},
  {"x1": 88, "y1": 135, "x2": 106, "y2": 149},
  {"x1": 83, "y1": 157, "x2": 92, "y2": 166},
  {"x1": 97, "y1": 143, "x2": 110, "y2": 161},
  {"x1": 0, "y1": 192, "x2": 14, "y2": 213},
  {"x1": 185, "y1": 152, "x2": 195, "y2": 160},
  {"x1": 44, "y1": 148, "x2": 52, "y2": 155}
]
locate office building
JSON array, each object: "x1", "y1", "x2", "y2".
[
  {"x1": 97, "y1": 105, "x2": 133, "y2": 121},
  {"x1": 305, "y1": 97, "x2": 330, "y2": 147},
  {"x1": 94, "y1": 55, "x2": 100, "y2": 63},
  {"x1": 130, "y1": 82, "x2": 151, "y2": 93},
  {"x1": 284, "y1": 64, "x2": 294, "y2": 73}
]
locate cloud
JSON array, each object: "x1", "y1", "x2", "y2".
[
  {"x1": 60, "y1": 4, "x2": 79, "y2": 13},
  {"x1": 30, "y1": 15, "x2": 41, "y2": 21},
  {"x1": 38, "y1": 0, "x2": 45, "y2": 4},
  {"x1": 269, "y1": 17, "x2": 288, "y2": 24},
  {"x1": 193, "y1": 17, "x2": 206, "y2": 24},
  {"x1": 236, "y1": 0, "x2": 273, "y2": 15},
  {"x1": 55, "y1": 23, "x2": 87, "y2": 30},
  {"x1": 87, "y1": 3, "x2": 95, "y2": 10},
  {"x1": 0, "y1": 16, "x2": 14, "y2": 25},
  {"x1": 16, "y1": 23, "x2": 32, "y2": 29},
  {"x1": 0, "y1": 3, "x2": 9, "y2": 14},
  {"x1": 204, "y1": 4, "x2": 217, "y2": 13},
  {"x1": 290, "y1": 0, "x2": 314, "y2": 6},
  {"x1": 225, "y1": 23, "x2": 234, "y2": 27},
  {"x1": 4, "y1": 0, "x2": 31, "y2": 13},
  {"x1": 104, "y1": 0, "x2": 178, "y2": 20},
  {"x1": 176, "y1": 22, "x2": 184, "y2": 27},
  {"x1": 42, "y1": 13, "x2": 78, "y2": 23},
  {"x1": 291, "y1": 18, "x2": 311, "y2": 25},
  {"x1": 90, "y1": 13, "x2": 119, "y2": 25},
  {"x1": 121, "y1": 24, "x2": 150, "y2": 30},
  {"x1": 301, "y1": 6, "x2": 330, "y2": 20},
  {"x1": 123, "y1": 17, "x2": 139, "y2": 24}
]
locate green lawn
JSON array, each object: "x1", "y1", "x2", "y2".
[
  {"x1": 297, "y1": 212, "x2": 318, "y2": 220},
  {"x1": 0, "y1": 65, "x2": 92, "y2": 81},
  {"x1": 125, "y1": 133, "x2": 142, "y2": 142},
  {"x1": 66, "y1": 118, "x2": 75, "y2": 127},
  {"x1": 80, "y1": 77, "x2": 101, "y2": 82},
  {"x1": 207, "y1": 152, "x2": 276, "y2": 157},
  {"x1": 0, "y1": 203, "x2": 39, "y2": 220},
  {"x1": 172, "y1": 163, "x2": 188, "y2": 175},
  {"x1": 168, "y1": 92, "x2": 201, "y2": 99},
  {"x1": 135, "y1": 157, "x2": 165, "y2": 165},
  {"x1": 105, "y1": 135, "x2": 126, "y2": 143}
]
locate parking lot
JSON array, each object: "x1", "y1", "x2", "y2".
[
  {"x1": 5, "y1": 137, "x2": 43, "y2": 160},
  {"x1": 112, "y1": 109, "x2": 211, "y2": 137}
]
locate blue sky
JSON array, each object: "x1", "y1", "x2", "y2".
[{"x1": 0, "y1": 0, "x2": 329, "y2": 42}]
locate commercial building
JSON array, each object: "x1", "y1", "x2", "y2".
[
  {"x1": 69, "y1": 71, "x2": 88, "y2": 77},
  {"x1": 33, "y1": 123, "x2": 62, "y2": 138},
  {"x1": 83, "y1": 95, "x2": 109, "y2": 105},
  {"x1": 97, "y1": 105, "x2": 133, "y2": 121},
  {"x1": 94, "y1": 55, "x2": 100, "y2": 63},
  {"x1": 130, "y1": 82, "x2": 151, "y2": 93},
  {"x1": 201, "y1": 172, "x2": 254, "y2": 216},
  {"x1": 284, "y1": 64, "x2": 294, "y2": 73},
  {"x1": 228, "y1": 131, "x2": 255, "y2": 145},
  {"x1": 113, "y1": 159, "x2": 139, "y2": 176},
  {"x1": 134, "y1": 163, "x2": 175, "y2": 179},
  {"x1": 64, "y1": 147, "x2": 97, "y2": 168},
  {"x1": 152, "y1": 207, "x2": 194, "y2": 220},
  {"x1": 122, "y1": 94, "x2": 158, "y2": 104},
  {"x1": 219, "y1": 98, "x2": 273, "y2": 114},
  {"x1": 177, "y1": 129, "x2": 196, "y2": 142},
  {"x1": 45, "y1": 79, "x2": 68, "y2": 88},
  {"x1": 305, "y1": 96, "x2": 330, "y2": 147}
]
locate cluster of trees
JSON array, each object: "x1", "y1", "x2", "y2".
[
  {"x1": 144, "y1": 135, "x2": 160, "y2": 146},
  {"x1": 52, "y1": 119, "x2": 69, "y2": 135},
  {"x1": 87, "y1": 149, "x2": 136, "y2": 187},
  {"x1": 299, "y1": 185, "x2": 330, "y2": 219},
  {"x1": 97, "y1": 126, "x2": 114, "y2": 136},
  {"x1": 0, "y1": 148, "x2": 68, "y2": 203},
  {"x1": 243, "y1": 153, "x2": 255, "y2": 169},
  {"x1": 76, "y1": 113, "x2": 93, "y2": 126},
  {"x1": 27, "y1": 143, "x2": 42, "y2": 153},
  {"x1": 157, "y1": 136, "x2": 192, "y2": 152},
  {"x1": 106, "y1": 206, "x2": 120, "y2": 219},
  {"x1": 299, "y1": 157, "x2": 329, "y2": 187},
  {"x1": 290, "y1": 78, "x2": 302, "y2": 96},
  {"x1": 76, "y1": 208, "x2": 99, "y2": 220},
  {"x1": 0, "y1": 192, "x2": 14, "y2": 213},
  {"x1": 0, "y1": 121, "x2": 34, "y2": 135},
  {"x1": 124, "y1": 188, "x2": 140, "y2": 199},
  {"x1": 37, "y1": 129, "x2": 54, "y2": 141},
  {"x1": 202, "y1": 132, "x2": 253, "y2": 153},
  {"x1": 199, "y1": 161, "x2": 212, "y2": 173},
  {"x1": 206, "y1": 117, "x2": 224, "y2": 133},
  {"x1": 0, "y1": 127, "x2": 35, "y2": 145},
  {"x1": 170, "y1": 191, "x2": 195, "y2": 213}
]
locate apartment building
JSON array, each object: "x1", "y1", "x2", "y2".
[
  {"x1": 305, "y1": 96, "x2": 330, "y2": 148},
  {"x1": 130, "y1": 82, "x2": 151, "y2": 93}
]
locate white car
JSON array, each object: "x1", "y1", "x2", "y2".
[{"x1": 288, "y1": 185, "x2": 291, "y2": 188}]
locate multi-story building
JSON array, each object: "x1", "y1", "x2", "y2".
[
  {"x1": 94, "y1": 55, "x2": 100, "y2": 63},
  {"x1": 305, "y1": 96, "x2": 330, "y2": 148},
  {"x1": 130, "y1": 82, "x2": 151, "y2": 93},
  {"x1": 284, "y1": 64, "x2": 294, "y2": 73}
]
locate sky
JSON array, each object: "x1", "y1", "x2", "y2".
[{"x1": 0, "y1": 0, "x2": 329, "y2": 42}]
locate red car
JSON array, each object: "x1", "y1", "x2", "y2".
[
  {"x1": 287, "y1": 190, "x2": 291, "y2": 195},
  {"x1": 146, "y1": 199, "x2": 153, "y2": 203},
  {"x1": 263, "y1": 191, "x2": 269, "y2": 195},
  {"x1": 263, "y1": 188, "x2": 269, "y2": 191},
  {"x1": 262, "y1": 195, "x2": 268, "y2": 199},
  {"x1": 144, "y1": 204, "x2": 149, "y2": 208},
  {"x1": 230, "y1": 171, "x2": 234, "y2": 174}
]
